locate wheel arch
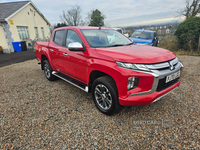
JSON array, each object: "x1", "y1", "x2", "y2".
[
  {"x1": 88, "y1": 70, "x2": 118, "y2": 94},
  {"x1": 41, "y1": 54, "x2": 48, "y2": 70}
]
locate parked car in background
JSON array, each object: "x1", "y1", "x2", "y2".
[
  {"x1": 129, "y1": 30, "x2": 158, "y2": 46},
  {"x1": 112, "y1": 28, "x2": 129, "y2": 37}
]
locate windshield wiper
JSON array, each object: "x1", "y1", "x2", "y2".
[{"x1": 107, "y1": 44, "x2": 125, "y2": 47}]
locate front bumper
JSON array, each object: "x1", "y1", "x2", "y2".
[
  {"x1": 119, "y1": 80, "x2": 180, "y2": 106},
  {"x1": 118, "y1": 58, "x2": 183, "y2": 106}
]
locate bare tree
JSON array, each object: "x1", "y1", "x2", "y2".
[
  {"x1": 85, "y1": 10, "x2": 93, "y2": 26},
  {"x1": 60, "y1": 5, "x2": 85, "y2": 26},
  {"x1": 178, "y1": 0, "x2": 200, "y2": 19}
]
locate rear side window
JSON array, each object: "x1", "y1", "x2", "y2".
[{"x1": 53, "y1": 30, "x2": 65, "y2": 46}]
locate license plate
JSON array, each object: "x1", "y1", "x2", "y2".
[{"x1": 166, "y1": 70, "x2": 180, "y2": 83}]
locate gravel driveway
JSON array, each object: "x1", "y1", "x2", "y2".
[{"x1": 0, "y1": 56, "x2": 199, "y2": 149}]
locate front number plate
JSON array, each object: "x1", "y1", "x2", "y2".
[{"x1": 166, "y1": 70, "x2": 180, "y2": 83}]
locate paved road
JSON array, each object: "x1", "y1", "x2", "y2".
[{"x1": 0, "y1": 50, "x2": 35, "y2": 68}]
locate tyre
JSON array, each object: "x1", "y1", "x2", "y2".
[
  {"x1": 43, "y1": 59, "x2": 56, "y2": 81},
  {"x1": 92, "y1": 76, "x2": 122, "y2": 115}
]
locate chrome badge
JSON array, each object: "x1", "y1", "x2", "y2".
[{"x1": 169, "y1": 61, "x2": 175, "y2": 70}]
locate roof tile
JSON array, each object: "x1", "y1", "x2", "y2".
[{"x1": 0, "y1": 1, "x2": 30, "y2": 22}]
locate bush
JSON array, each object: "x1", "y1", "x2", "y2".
[
  {"x1": 175, "y1": 17, "x2": 200, "y2": 52},
  {"x1": 158, "y1": 35, "x2": 179, "y2": 51}
]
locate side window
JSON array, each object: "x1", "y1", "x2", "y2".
[
  {"x1": 53, "y1": 30, "x2": 65, "y2": 46},
  {"x1": 66, "y1": 30, "x2": 83, "y2": 47}
]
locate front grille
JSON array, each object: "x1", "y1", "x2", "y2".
[
  {"x1": 156, "y1": 77, "x2": 179, "y2": 92},
  {"x1": 146, "y1": 57, "x2": 178, "y2": 70}
]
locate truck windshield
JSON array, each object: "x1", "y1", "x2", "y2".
[
  {"x1": 130, "y1": 31, "x2": 153, "y2": 39},
  {"x1": 81, "y1": 29, "x2": 133, "y2": 48}
]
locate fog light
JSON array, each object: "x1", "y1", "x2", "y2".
[{"x1": 127, "y1": 77, "x2": 139, "y2": 91}]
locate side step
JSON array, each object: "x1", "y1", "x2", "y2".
[{"x1": 52, "y1": 71, "x2": 89, "y2": 93}]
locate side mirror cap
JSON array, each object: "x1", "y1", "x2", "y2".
[{"x1": 68, "y1": 42, "x2": 84, "y2": 51}]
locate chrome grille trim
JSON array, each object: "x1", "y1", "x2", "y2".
[
  {"x1": 145, "y1": 62, "x2": 169, "y2": 70},
  {"x1": 171, "y1": 57, "x2": 178, "y2": 65},
  {"x1": 145, "y1": 57, "x2": 178, "y2": 70},
  {"x1": 129, "y1": 57, "x2": 182, "y2": 97}
]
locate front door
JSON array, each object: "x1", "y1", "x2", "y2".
[{"x1": 61, "y1": 30, "x2": 87, "y2": 83}]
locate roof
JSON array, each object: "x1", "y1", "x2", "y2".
[
  {"x1": 0, "y1": 1, "x2": 30, "y2": 22},
  {"x1": 54, "y1": 26, "x2": 112, "y2": 31},
  {"x1": 135, "y1": 30, "x2": 155, "y2": 33},
  {"x1": 0, "y1": 1, "x2": 50, "y2": 25}
]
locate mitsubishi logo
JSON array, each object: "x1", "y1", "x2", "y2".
[{"x1": 169, "y1": 61, "x2": 175, "y2": 70}]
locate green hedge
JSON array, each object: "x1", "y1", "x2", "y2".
[{"x1": 175, "y1": 17, "x2": 200, "y2": 52}]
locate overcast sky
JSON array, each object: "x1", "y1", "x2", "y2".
[{"x1": 1, "y1": 0, "x2": 185, "y2": 27}]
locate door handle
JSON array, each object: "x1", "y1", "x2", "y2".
[
  {"x1": 50, "y1": 49, "x2": 54, "y2": 52},
  {"x1": 63, "y1": 53, "x2": 68, "y2": 56}
]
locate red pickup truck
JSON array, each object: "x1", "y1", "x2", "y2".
[{"x1": 35, "y1": 26, "x2": 183, "y2": 115}]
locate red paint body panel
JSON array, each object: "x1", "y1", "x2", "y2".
[
  {"x1": 35, "y1": 26, "x2": 182, "y2": 107},
  {"x1": 96, "y1": 45, "x2": 176, "y2": 64},
  {"x1": 119, "y1": 81, "x2": 180, "y2": 106}
]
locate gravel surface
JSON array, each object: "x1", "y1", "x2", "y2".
[{"x1": 0, "y1": 56, "x2": 199, "y2": 149}]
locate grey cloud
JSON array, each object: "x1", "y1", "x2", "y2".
[{"x1": 2, "y1": 0, "x2": 185, "y2": 26}]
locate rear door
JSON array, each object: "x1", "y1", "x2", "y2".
[{"x1": 49, "y1": 30, "x2": 66, "y2": 72}]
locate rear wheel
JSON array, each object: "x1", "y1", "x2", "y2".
[
  {"x1": 43, "y1": 60, "x2": 56, "y2": 81},
  {"x1": 92, "y1": 76, "x2": 122, "y2": 115}
]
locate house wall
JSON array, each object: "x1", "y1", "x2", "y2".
[
  {"x1": 8, "y1": 3, "x2": 50, "y2": 41},
  {"x1": 0, "y1": 25, "x2": 8, "y2": 50}
]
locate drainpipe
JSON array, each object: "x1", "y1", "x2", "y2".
[{"x1": 0, "y1": 23, "x2": 11, "y2": 53}]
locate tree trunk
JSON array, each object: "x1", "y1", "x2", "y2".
[{"x1": 189, "y1": 40, "x2": 193, "y2": 53}]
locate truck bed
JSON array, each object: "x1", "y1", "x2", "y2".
[
  {"x1": 36, "y1": 41, "x2": 49, "y2": 47},
  {"x1": 35, "y1": 41, "x2": 49, "y2": 62}
]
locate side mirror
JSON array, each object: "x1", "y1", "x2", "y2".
[
  {"x1": 154, "y1": 37, "x2": 158, "y2": 41},
  {"x1": 68, "y1": 42, "x2": 84, "y2": 51}
]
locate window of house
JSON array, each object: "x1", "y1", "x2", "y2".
[
  {"x1": 53, "y1": 30, "x2": 65, "y2": 46},
  {"x1": 41, "y1": 27, "x2": 45, "y2": 39},
  {"x1": 66, "y1": 30, "x2": 82, "y2": 47},
  {"x1": 17, "y1": 26, "x2": 30, "y2": 40},
  {"x1": 34, "y1": 27, "x2": 39, "y2": 38}
]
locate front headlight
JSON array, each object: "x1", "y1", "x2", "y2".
[{"x1": 116, "y1": 61, "x2": 150, "y2": 71}]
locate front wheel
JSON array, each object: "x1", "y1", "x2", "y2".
[{"x1": 92, "y1": 76, "x2": 122, "y2": 115}]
